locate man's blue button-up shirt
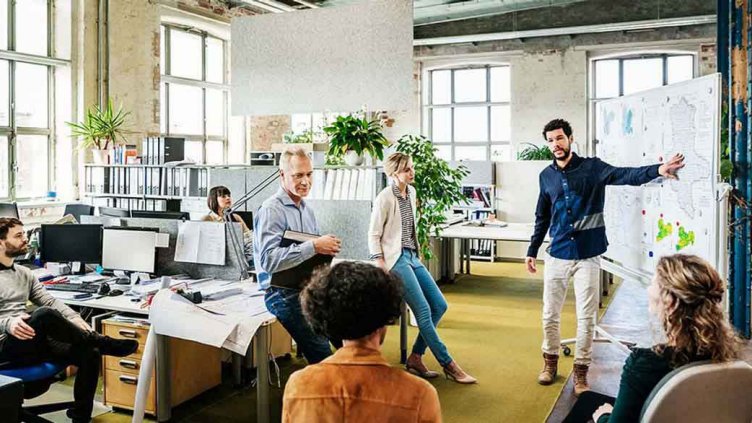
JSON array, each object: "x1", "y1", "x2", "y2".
[
  {"x1": 527, "y1": 153, "x2": 661, "y2": 260},
  {"x1": 253, "y1": 188, "x2": 320, "y2": 289}
]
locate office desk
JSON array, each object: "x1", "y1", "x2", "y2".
[
  {"x1": 438, "y1": 222, "x2": 542, "y2": 277},
  {"x1": 54, "y1": 286, "x2": 275, "y2": 423}
]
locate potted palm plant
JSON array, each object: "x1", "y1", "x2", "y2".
[
  {"x1": 323, "y1": 114, "x2": 390, "y2": 166},
  {"x1": 67, "y1": 99, "x2": 130, "y2": 164}
]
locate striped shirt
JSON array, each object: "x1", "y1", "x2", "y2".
[{"x1": 392, "y1": 184, "x2": 417, "y2": 251}]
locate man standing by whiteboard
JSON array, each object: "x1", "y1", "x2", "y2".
[{"x1": 525, "y1": 118, "x2": 685, "y2": 396}]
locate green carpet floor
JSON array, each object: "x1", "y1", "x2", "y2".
[{"x1": 47, "y1": 261, "x2": 618, "y2": 422}]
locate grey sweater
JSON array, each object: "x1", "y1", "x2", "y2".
[{"x1": 0, "y1": 264, "x2": 79, "y2": 345}]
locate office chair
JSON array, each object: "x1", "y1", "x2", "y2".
[
  {"x1": 640, "y1": 360, "x2": 752, "y2": 422},
  {"x1": 0, "y1": 202, "x2": 20, "y2": 219},
  {"x1": 0, "y1": 361, "x2": 75, "y2": 422},
  {"x1": 63, "y1": 204, "x2": 95, "y2": 223}
]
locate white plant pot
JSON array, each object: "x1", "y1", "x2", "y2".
[
  {"x1": 91, "y1": 149, "x2": 109, "y2": 165},
  {"x1": 344, "y1": 150, "x2": 364, "y2": 166}
]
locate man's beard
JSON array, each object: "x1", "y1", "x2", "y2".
[
  {"x1": 554, "y1": 147, "x2": 571, "y2": 162},
  {"x1": 4, "y1": 243, "x2": 28, "y2": 258}
]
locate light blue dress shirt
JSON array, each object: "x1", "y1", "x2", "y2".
[{"x1": 253, "y1": 187, "x2": 319, "y2": 289}]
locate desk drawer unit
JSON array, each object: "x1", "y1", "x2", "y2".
[
  {"x1": 104, "y1": 368, "x2": 156, "y2": 414},
  {"x1": 101, "y1": 318, "x2": 222, "y2": 416}
]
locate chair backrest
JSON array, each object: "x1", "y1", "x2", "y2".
[
  {"x1": 63, "y1": 204, "x2": 95, "y2": 221},
  {"x1": 640, "y1": 360, "x2": 752, "y2": 423}
]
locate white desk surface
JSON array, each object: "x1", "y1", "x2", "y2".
[
  {"x1": 60, "y1": 293, "x2": 148, "y2": 315},
  {"x1": 439, "y1": 222, "x2": 539, "y2": 242}
]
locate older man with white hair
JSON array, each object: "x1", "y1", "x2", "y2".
[{"x1": 253, "y1": 148, "x2": 342, "y2": 364}]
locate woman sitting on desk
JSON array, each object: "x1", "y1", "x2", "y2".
[
  {"x1": 203, "y1": 185, "x2": 253, "y2": 261},
  {"x1": 564, "y1": 254, "x2": 740, "y2": 423},
  {"x1": 368, "y1": 152, "x2": 476, "y2": 384}
]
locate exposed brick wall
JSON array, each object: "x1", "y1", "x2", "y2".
[
  {"x1": 250, "y1": 115, "x2": 292, "y2": 151},
  {"x1": 700, "y1": 44, "x2": 717, "y2": 76}
]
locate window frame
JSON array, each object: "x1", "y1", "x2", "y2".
[
  {"x1": 0, "y1": 0, "x2": 64, "y2": 201},
  {"x1": 160, "y1": 23, "x2": 228, "y2": 165},
  {"x1": 423, "y1": 64, "x2": 512, "y2": 162}
]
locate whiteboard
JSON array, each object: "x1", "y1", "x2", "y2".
[{"x1": 595, "y1": 74, "x2": 721, "y2": 277}]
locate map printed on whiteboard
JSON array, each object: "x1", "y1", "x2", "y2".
[{"x1": 596, "y1": 74, "x2": 720, "y2": 276}]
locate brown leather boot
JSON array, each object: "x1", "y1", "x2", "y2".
[
  {"x1": 537, "y1": 353, "x2": 559, "y2": 385},
  {"x1": 573, "y1": 364, "x2": 590, "y2": 397}
]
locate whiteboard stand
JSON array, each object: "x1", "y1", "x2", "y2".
[{"x1": 560, "y1": 267, "x2": 635, "y2": 357}]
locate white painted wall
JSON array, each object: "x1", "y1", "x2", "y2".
[{"x1": 510, "y1": 49, "x2": 588, "y2": 152}]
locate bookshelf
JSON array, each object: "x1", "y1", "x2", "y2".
[
  {"x1": 84, "y1": 164, "x2": 209, "y2": 211},
  {"x1": 455, "y1": 184, "x2": 496, "y2": 262}
]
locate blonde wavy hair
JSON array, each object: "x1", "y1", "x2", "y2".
[
  {"x1": 653, "y1": 254, "x2": 740, "y2": 366},
  {"x1": 383, "y1": 152, "x2": 412, "y2": 178}
]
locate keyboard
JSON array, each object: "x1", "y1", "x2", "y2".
[{"x1": 44, "y1": 283, "x2": 100, "y2": 294}]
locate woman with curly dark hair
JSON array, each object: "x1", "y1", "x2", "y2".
[
  {"x1": 564, "y1": 254, "x2": 740, "y2": 423},
  {"x1": 282, "y1": 261, "x2": 441, "y2": 422}
]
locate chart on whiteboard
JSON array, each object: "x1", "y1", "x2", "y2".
[{"x1": 596, "y1": 74, "x2": 720, "y2": 276}]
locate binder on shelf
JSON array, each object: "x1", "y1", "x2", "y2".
[{"x1": 271, "y1": 230, "x2": 332, "y2": 290}]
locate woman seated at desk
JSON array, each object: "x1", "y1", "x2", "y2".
[{"x1": 203, "y1": 185, "x2": 253, "y2": 263}]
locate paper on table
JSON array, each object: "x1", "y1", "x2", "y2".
[
  {"x1": 149, "y1": 290, "x2": 239, "y2": 349},
  {"x1": 150, "y1": 289, "x2": 274, "y2": 355},
  {"x1": 174, "y1": 221, "x2": 226, "y2": 265}
]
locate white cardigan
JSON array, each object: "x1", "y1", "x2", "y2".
[{"x1": 368, "y1": 185, "x2": 419, "y2": 271}]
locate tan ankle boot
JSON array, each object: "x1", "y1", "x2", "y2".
[
  {"x1": 573, "y1": 364, "x2": 590, "y2": 396},
  {"x1": 537, "y1": 353, "x2": 558, "y2": 385}
]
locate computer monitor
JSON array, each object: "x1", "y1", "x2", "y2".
[
  {"x1": 39, "y1": 224, "x2": 103, "y2": 264},
  {"x1": 99, "y1": 206, "x2": 130, "y2": 218},
  {"x1": 0, "y1": 202, "x2": 19, "y2": 218},
  {"x1": 130, "y1": 210, "x2": 190, "y2": 221},
  {"x1": 101, "y1": 227, "x2": 159, "y2": 273},
  {"x1": 64, "y1": 204, "x2": 95, "y2": 222}
]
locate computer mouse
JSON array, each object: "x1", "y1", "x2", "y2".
[
  {"x1": 115, "y1": 277, "x2": 131, "y2": 285},
  {"x1": 108, "y1": 289, "x2": 124, "y2": 297}
]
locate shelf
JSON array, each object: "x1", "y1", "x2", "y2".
[
  {"x1": 469, "y1": 255, "x2": 494, "y2": 261},
  {"x1": 84, "y1": 193, "x2": 200, "y2": 200}
]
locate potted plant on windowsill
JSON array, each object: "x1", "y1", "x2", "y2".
[
  {"x1": 67, "y1": 99, "x2": 130, "y2": 164},
  {"x1": 323, "y1": 114, "x2": 390, "y2": 166}
]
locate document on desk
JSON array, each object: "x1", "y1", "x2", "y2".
[
  {"x1": 150, "y1": 289, "x2": 274, "y2": 355},
  {"x1": 174, "y1": 221, "x2": 225, "y2": 265}
]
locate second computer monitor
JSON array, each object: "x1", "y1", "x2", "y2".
[
  {"x1": 0, "y1": 202, "x2": 19, "y2": 219},
  {"x1": 101, "y1": 227, "x2": 158, "y2": 273},
  {"x1": 130, "y1": 210, "x2": 189, "y2": 220},
  {"x1": 40, "y1": 224, "x2": 103, "y2": 264}
]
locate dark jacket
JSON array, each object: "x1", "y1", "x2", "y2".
[
  {"x1": 598, "y1": 348, "x2": 675, "y2": 423},
  {"x1": 527, "y1": 153, "x2": 660, "y2": 260}
]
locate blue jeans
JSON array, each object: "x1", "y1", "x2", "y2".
[
  {"x1": 264, "y1": 286, "x2": 333, "y2": 364},
  {"x1": 391, "y1": 248, "x2": 452, "y2": 366}
]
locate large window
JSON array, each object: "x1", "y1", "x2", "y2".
[
  {"x1": 160, "y1": 25, "x2": 228, "y2": 164},
  {"x1": 0, "y1": 0, "x2": 69, "y2": 200},
  {"x1": 423, "y1": 65, "x2": 511, "y2": 162},
  {"x1": 592, "y1": 53, "x2": 695, "y2": 101}
]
